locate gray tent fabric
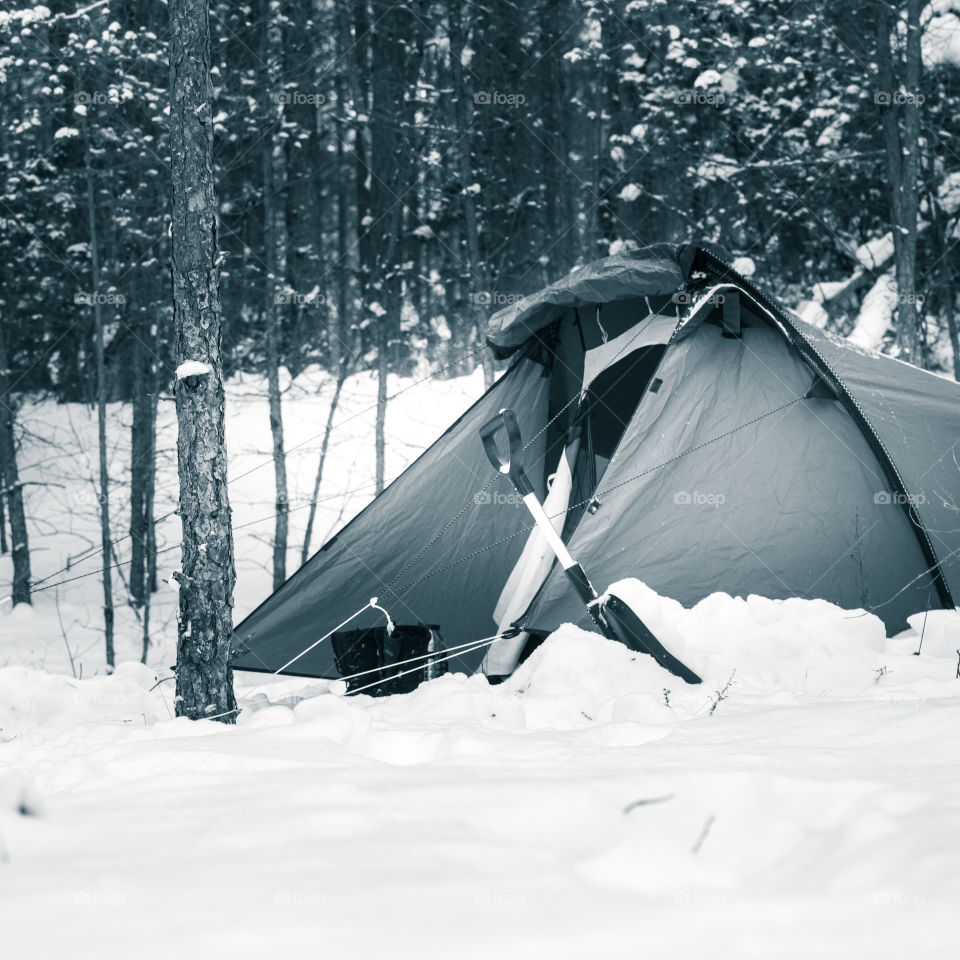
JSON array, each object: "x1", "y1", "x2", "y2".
[
  {"x1": 784, "y1": 322, "x2": 960, "y2": 605},
  {"x1": 521, "y1": 320, "x2": 941, "y2": 635},
  {"x1": 230, "y1": 357, "x2": 550, "y2": 677},
  {"x1": 580, "y1": 311, "x2": 679, "y2": 394},
  {"x1": 232, "y1": 242, "x2": 960, "y2": 683},
  {"x1": 487, "y1": 244, "x2": 684, "y2": 352}
]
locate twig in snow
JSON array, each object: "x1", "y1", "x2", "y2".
[
  {"x1": 663, "y1": 688, "x2": 671, "y2": 708},
  {"x1": 874, "y1": 665, "x2": 888, "y2": 684},
  {"x1": 914, "y1": 608, "x2": 929, "y2": 656},
  {"x1": 708, "y1": 671, "x2": 736, "y2": 716},
  {"x1": 54, "y1": 588, "x2": 78, "y2": 679},
  {"x1": 156, "y1": 681, "x2": 173, "y2": 720},
  {"x1": 692, "y1": 814, "x2": 715, "y2": 854},
  {"x1": 623, "y1": 794, "x2": 674, "y2": 814}
]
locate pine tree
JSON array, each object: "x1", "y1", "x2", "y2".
[{"x1": 170, "y1": 0, "x2": 237, "y2": 721}]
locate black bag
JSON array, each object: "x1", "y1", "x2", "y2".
[{"x1": 331, "y1": 624, "x2": 447, "y2": 696}]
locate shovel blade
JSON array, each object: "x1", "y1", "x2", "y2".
[{"x1": 600, "y1": 593, "x2": 702, "y2": 685}]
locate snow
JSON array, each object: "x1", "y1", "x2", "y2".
[
  {"x1": 855, "y1": 232, "x2": 895, "y2": 271},
  {"x1": 1, "y1": 586, "x2": 959, "y2": 957},
  {"x1": 795, "y1": 299, "x2": 830, "y2": 328},
  {"x1": 924, "y1": 7, "x2": 960, "y2": 67},
  {"x1": 174, "y1": 360, "x2": 212, "y2": 379},
  {"x1": 847, "y1": 272, "x2": 899, "y2": 351},
  {"x1": 0, "y1": 6, "x2": 52, "y2": 28},
  {"x1": 694, "y1": 69, "x2": 722, "y2": 88},
  {"x1": 2, "y1": 367, "x2": 959, "y2": 957},
  {"x1": 618, "y1": 183, "x2": 642, "y2": 202}
]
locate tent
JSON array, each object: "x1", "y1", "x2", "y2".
[{"x1": 230, "y1": 243, "x2": 960, "y2": 681}]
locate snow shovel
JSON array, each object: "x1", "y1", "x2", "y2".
[{"x1": 479, "y1": 408, "x2": 702, "y2": 685}]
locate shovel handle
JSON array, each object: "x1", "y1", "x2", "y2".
[{"x1": 479, "y1": 408, "x2": 533, "y2": 496}]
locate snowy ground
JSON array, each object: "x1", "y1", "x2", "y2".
[{"x1": 2, "y1": 369, "x2": 959, "y2": 957}]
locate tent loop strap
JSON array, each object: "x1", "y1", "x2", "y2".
[
  {"x1": 369, "y1": 596, "x2": 395, "y2": 635},
  {"x1": 596, "y1": 304, "x2": 608, "y2": 343},
  {"x1": 272, "y1": 598, "x2": 388, "y2": 675}
]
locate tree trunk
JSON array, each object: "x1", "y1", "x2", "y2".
[
  {"x1": 263, "y1": 4, "x2": 290, "y2": 590},
  {"x1": 301, "y1": 368, "x2": 346, "y2": 564},
  {"x1": 130, "y1": 336, "x2": 148, "y2": 606},
  {"x1": 82, "y1": 121, "x2": 115, "y2": 669},
  {"x1": 141, "y1": 374, "x2": 157, "y2": 665},
  {"x1": 375, "y1": 317, "x2": 387, "y2": 494},
  {"x1": 300, "y1": 64, "x2": 352, "y2": 561},
  {"x1": 0, "y1": 326, "x2": 30, "y2": 605},
  {"x1": 946, "y1": 293, "x2": 960, "y2": 380},
  {"x1": 131, "y1": 306, "x2": 159, "y2": 652},
  {"x1": 170, "y1": 0, "x2": 237, "y2": 722},
  {"x1": 448, "y1": 1, "x2": 495, "y2": 388},
  {"x1": 368, "y1": 0, "x2": 415, "y2": 494},
  {"x1": 877, "y1": 0, "x2": 923, "y2": 363},
  {"x1": 926, "y1": 185, "x2": 960, "y2": 379},
  {"x1": 0, "y1": 463, "x2": 7, "y2": 555}
]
